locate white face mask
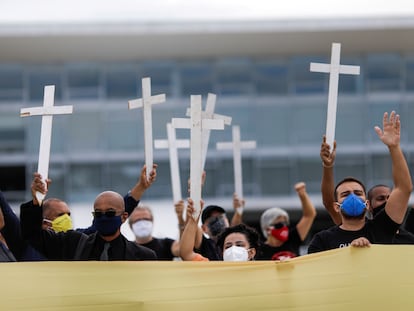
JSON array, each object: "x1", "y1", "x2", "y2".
[
  {"x1": 223, "y1": 246, "x2": 249, "y2": 262},
  {"x1": 132, "y1": 220, "x2": 153, "y2": 239}
]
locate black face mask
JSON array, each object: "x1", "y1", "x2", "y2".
[
  {"x1": 372, "y1": 201, "x2": 387, "y2": 217},
  {"x1": 207, "y1": 216, "x2": 227, "y2": 238}
]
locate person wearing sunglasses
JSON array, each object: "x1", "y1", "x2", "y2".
[
  {"x1": 256, "y1": 182, "x2": 317, "y2": 261},
  {"x1": 13, "y1": 163, "x2": 157, "y2": 261},
  {"x1": 21, "y1": 190, "x2": 157, "y2": 261}
]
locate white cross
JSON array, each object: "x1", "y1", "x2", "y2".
[
  {"x1": 154, "y1": 123, "x2": 190, "y2": 203},
  {"x1": 216, "y1": 125, "x2": 256, "y2": 214},
  {"x1": 186, "y1": 93, "x2": 232, "y2": 170},
  {"x1": 172, "y1": 95, "x2": 225, "y2": 218},
  {"x1": 128, "y1": 77, "x2": 166, "y2": 180},
  {"x1": 310, "y1": 42, "x2": 360, "y2": 151},
  {"x1": 20, "y1": 85, "x2": 73, "y2": 205}
]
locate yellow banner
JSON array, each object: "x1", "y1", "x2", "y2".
[{"x1": 2, "y1": 245, "x2": 414, "y2": 310}]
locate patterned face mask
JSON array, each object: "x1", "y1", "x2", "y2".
[
  {"x1": 207, "y1": 216, "x2": 227, "y2": 238},
  {"x1": 270, "y1": 222, "x2": 289, "y2": 242}
]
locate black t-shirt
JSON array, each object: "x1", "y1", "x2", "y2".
[
  {"x1": 141, "y1": 238, "x2": 175, "y2": 261},
  {"x1": 308, "y1": 211, "x2": 399, "y2": 254},
  {"x1": 392, "y1": 228, "x2": 414, "y2": 244},
  {"x1": 195, "y1": 235, "x2": 222, "y2": 261},
  {"x1": 256, "y1": 226, "x2": 302, "y2": 260}
]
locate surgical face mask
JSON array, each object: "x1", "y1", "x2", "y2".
[
  {"x1": 93, "y1": 215, "x2": 122, "y2": 236},
  {"x1": 207, "y1": 216, "x2": 227, "y2": 238},
  {"x1": 132, "y1": 220, "x2": 153, "y2": 239},
  {"x1": 44, "y1": 214, "x2": 73, "y2": 233},
  {"x1": 372, "y1": 201, "x2": 387, "y2": 217},
  {"x1": 270, "y1": 223, "x2": 289, "y2": 242},
  {"x1": 338, "y1": 193, "x2": 367, "y2": 217},
  {"x1": 223, "y1": 246, "x2": 249, "y2": 262}
]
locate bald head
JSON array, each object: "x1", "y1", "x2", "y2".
[
  {"x1": 94, "y1": 191, "x2": 125, "y2": 214},
  {"x1": 43, "y1": 198, "x2": 70, "y2": 220}
]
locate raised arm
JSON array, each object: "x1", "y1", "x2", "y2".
[
  {"x1": 174, "y1": 199, "x2": 186, "y2": 238},
  {"x1": 294, "y1": 182, "x2": 317, "y2": 241},
  {"x1": 320, "y1": 136, "x2": 341, "y2": 225},
  {"x1": 376, "y1": 111, "x2": 413, "y2": 224},
  {"x1": 179, "y1": 198, "x2": 206, "y2": 261},
  {"x1": 230, "y1": 192, "x2": 244, "y2": 226},
  {"x1": 31, "y1": 172, "x2": 50, "y2": 206},
  {"x1": 124, "y1": 164, "x2": 157, "y2": 215}
]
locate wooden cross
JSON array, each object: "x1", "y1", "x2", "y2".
[
  {"x1": 128, "y1": 77, "x2": 166, "y2": 180},
  {"x1": 172, "y1": 95, "x2": 225, "y2": 218},
  {"x1": 20, "y1": 85, "x2": 73, "y2": 205},
  {"x1": 216, "y1": 125, "x2": 256, "y2": 214},
  {"x1": 154, "y1": 123, "x2": 190, "y2": 203},
  {"x1": 186, "y1": 93, "x2": 232, "y2": 170},
  {"x1": 310, "y1": 43, "x2": 360, "y2": 151}
]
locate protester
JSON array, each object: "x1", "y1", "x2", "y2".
[
  {"x1": 308, "y1": 111, "x2": 412, "y2": 253},
  {"x1": 21, "y1": 190, "x2": 157, "y2": 260},
  {"x1": 180, "y1": 198, "x2": 259, "y2": 261},
  {"x1": 129, "y1": 205, "x2": 180, "y2": 260},
  {"x1": 257, "y1": 182, "x2": 316, "y2": 260}
]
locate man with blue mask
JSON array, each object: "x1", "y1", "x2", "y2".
[
  {"x1": 21, "y1": 191, "x2": 156, "y2": 261},
  {"x1": 309, "y1": 111, "x2": 413, "y2": 253}
]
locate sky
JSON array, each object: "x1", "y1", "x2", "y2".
[{"x1": 1, "y1": 0, "x2": 414, "y2": 24}]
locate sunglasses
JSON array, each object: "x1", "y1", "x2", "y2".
[
  {"x1": 271, "y1": 222, "x2": 288, "y2": 229},
  {"x1": 92, "y1": 210, "x2": 118, "y2": 218}
]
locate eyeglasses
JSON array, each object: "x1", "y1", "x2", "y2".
[{"x1": 92, "y1": 210, "x2": 118, "y2": 218}]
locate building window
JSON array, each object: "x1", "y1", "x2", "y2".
[
  {"x1": 254, "y1": 60, "x2": 288, "y2": 95},
  {"x1": 141, "y1": 62, "x2": 175, "y2": 97},
  {"x1": 66, "y1": 65, "x2": 101, "y2": 99},
  {"x1": 105, "y1": 66, "x2": 139, "y2": 99},
  {"x1": 215, "y1": 58, "x2": 253, "y2": 96},
  {"x1": 291, "y1": 56, "x2": 327, "y2": 94},
  {"x1": 365, "y1": 54, "x2": 402, "y2": 92},
  {"x1": 28, "y1": 69, "x2": 62, "y2": 101},
  {"x1": 405, "y1": 58, "x2": 414, "y2": 92},
  {"x1": 0, "y1": 66, "x2": 24, "y2": 101},
  {"x1": 179, "y1": 62, "x2": 213, "y2": 97}
]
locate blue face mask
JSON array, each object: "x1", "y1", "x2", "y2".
[
  {"x1": 93, "y1": 215, "x2": 122, "y2": 236},
  {"x1": 338, "y1": 193, "x2": 367, "y2": 217}
]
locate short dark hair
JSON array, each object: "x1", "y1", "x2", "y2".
[
  {"x1": 216, "y1": 224, "x2": 260, "y2": 256},
  {"x1": 367, "y1": 184, "x2": 390, "y2": 201},
  {"x1": 334, "y1": 177, "x2": 366, "y2": 201}
]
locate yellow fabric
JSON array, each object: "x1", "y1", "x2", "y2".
[{"x1": 2, "y1": 245, "x2": 414, "y2": 310}]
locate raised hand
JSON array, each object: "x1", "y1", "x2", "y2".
[
  {"x1": 320, "y1": 135, "x2": 336, "y2": 168},
  {"x1": 374, "y1": 111, "x2": 400, "y2": 148},
  {"x1": 31, "y1": 172, "x2": 51, "y2": 206}
]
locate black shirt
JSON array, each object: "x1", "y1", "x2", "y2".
[
  {"x1": 256, "y1": 226, "x2": 302, "y2": 260},
  {"x1": 20, "y1": 202, "x2": 157, "y2": 261},
  {"x1": 140, "y1": 237, "x2": 175, "y2": 261},
  {"x1": 195, "y1": 235, "x2": 222, "y2": 261},
  {"x1": 308, "y1": 211, "x2": 399, "y2": 254}
]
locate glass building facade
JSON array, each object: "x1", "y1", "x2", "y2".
[{"x1": 1, "y1": 52, "x2": 414, "y2": 213}]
